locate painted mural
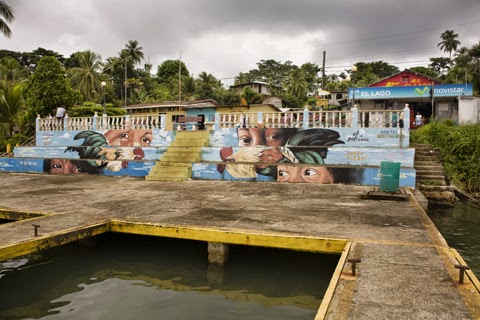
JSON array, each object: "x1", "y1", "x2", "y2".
[
  {"x1": 210, "y1": 128, "x2": 364, "y2": 184},
  {"x1": 42, "y1": 129, "x2": 159, "y2": 175},
  {"x1": 36, "y1": 128, "x2": 175, "y2": 147},
  {"x1": 209, "y1": 126, "x2": 409, "y2": 148}
]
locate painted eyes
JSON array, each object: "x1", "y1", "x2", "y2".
[
  {"x1": 239, "y1": 135, "x2": 253, "y2": 146},
  {"x1": 265, "y1": 133, "x2": 281, "y2": 142},
  {"x1": 52, "y1": 163, "x2": 62, "y2": 169},
  {"x1": 118, "y1": 133, "x2": 130, "y2": 139},
  {"x1": 141, "y1": 136, "x2": 151, "y2": 145},
  {"x1": 278, "y1": 170, "x2": 289, "y2": 177},
  {"x1": 304, "y1": 169, "x2": 318, "y2": 176}
]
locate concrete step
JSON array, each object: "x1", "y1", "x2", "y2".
[
  {"x1": 145, "y1": 175, "x2": 188, "y2": 182},
  {"x1": 415, "y1": 164, "x2": 444, "y2": 170},
  {"x1": 170, "y1": 139, "x2": 209, "y2": 147},
  {"x1": 149, "y1": 166, "x2": 191, "y2": 175},
  {"x1": 418, "y1": 185, "x2": 454, "y2": 192},
  {"x1": 416, "y1": 170, "x2": 445, "y2": 176},
  {"x1": 416, "y1": 179, "x2": 447, "y2": 186},
  {"x1": 148, "y1": 170, "x2": 190, "y2": 178},
  {"x1": 167, "y1": 146, "x2": 203, "y2": 152},
  {"x1": 161, "y1": 154, "x2": 200, "y2": 162},
  {"x1": 156, "y1": 162, "x2": 192, "y2": 168},
  {"x1": 415, "y1": 155, "x2": 442, "y2": 161}
]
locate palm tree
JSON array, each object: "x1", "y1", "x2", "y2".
[
  {"x1": 0, "y1": 1, "x2": 14, "y2": 38},
  {"x1": 183, "y1": 74, "x2": 196, "y2": 100},
  {"x1": 0, "y1": 56, "x2": 27, "y2": 83},
  {"x1": 454, "y1": 47, "x2": 470, "y2": 68},
  {"x1": 438, "y1": 30, "x2": 461, "y2": 61},
  {"x1": 68, "y1": 51, "x2": 103, "y2": 102},
  {"x1": 287, "y1": 69, "x2": 308, "y2": 99},
  {"x1": 0, "y1": 83, "x2": 24, "y2": 137},
  {"x1": 125, "y1": 40, "x2": 144, "y2": 65},
  {"x1": 467, "y1": 41, "x2": 480, "y2": 75}
]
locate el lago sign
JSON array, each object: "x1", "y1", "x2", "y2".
[{"x1": 349, "y1": 84, "x2": 473, "y2": 100}]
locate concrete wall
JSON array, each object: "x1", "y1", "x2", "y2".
[
  {"x1": 458, "y1": 96, "x2": 480, "y2": 125},
  {"x1": 9, "y1": 118, "x2": 417, "y2": 186}
]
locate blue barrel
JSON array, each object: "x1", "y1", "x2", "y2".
[{"x1": 379, "y1": 161, "x2": 401, "y2": 192}]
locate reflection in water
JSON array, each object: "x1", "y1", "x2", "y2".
[
  {"x1": 429, "y1": 202, "x2": 480, "y2": 277},
  {"x1": 0, "y1": 234, "x2": 338, "y2": 320}
]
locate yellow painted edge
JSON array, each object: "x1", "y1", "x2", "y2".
[
  {"x1": 0, "y1": 223, "x2": 109, "y2": 261},
  {"x1": 110, "y1": 220, "x2": 347, "y2": 254},
  {"x1": 0, "y1": 209, "x2": 47, "y2": 221},
  {"x1": 314, "y1": 241, "x2": 352, "y2": 320},
  {"x1": 451, "y1": 248, "x2": 480, "y2": 293}
]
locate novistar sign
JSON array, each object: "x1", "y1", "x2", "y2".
[{"x1": 349, "y1": 83, "x2": 473, "y2": 100}]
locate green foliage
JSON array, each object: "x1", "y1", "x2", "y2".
[
  {"x1": 242, "y1": 86, "x2": 261, "y2": 104},
  {"x1": 23, "y1": 56, "x2": 81, "y2": 132},
  {"x1": 352, "y1": 61, "x2": 399, "y2": 82},
  {"x1": 157, "y1": 60, "x2": 189, "y2": 85},
  {"x1": 217, "y1": 90, "x2": 241, "y2": 106},
  {"x1": 0, "y1": 133, "x2": 28, "y2": 152},
  {"x1": 411, "y1": 120, "x2": 480, "y2": 194},
  {"x1": 0, "y1": 83, "x2": 24, "y2": 136},
  {"x1": 67, "y1": 104, "x2": 126, "y2": 117},
  {"x1": 67, "y1": 50, "x2": 103, "y2": 102}
]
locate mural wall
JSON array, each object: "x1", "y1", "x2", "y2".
[
  {"x1": 16, "y1": 126, "x2": 416, "y2": 185},
  {"x1": 196, "y1": 128, "x2": 415, "y2": 186},
  {"x1": 31, "y1": 128, "x2": 173, "y2": 176}
]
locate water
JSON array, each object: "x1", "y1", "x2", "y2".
[
  {"x1": 0, "y1": 234, "x2": 338, "y2": 320},
  {"x1": 429, "y1": 202, "x2": 480, "y2": 276}
]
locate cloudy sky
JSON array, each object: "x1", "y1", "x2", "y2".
[{"x1": 4, "y1": 0, "x2": 480, "y2": 85}]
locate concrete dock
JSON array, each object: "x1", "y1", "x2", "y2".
[{"x1": 1, "y1": 172, "x2": 479, "y2": 319}]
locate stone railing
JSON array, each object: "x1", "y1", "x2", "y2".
[
  {"x1": 37, "y1": 107, "x2": 410, "y2": 132},
  {"x1": 216, "y1": 107, "x2": 409, "y2": 130},
  {"x1": 37, "y1": 113, "x2": 166, "y2": 131}
]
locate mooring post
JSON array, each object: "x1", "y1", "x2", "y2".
[
  {"x1": 455, "y1": 264, "x2": 471, "y2": 284},
  {"x1": 208, "y1": 242, "x2": 229, "y2": 266},
  {"x1": 348, "y1": 258, "x2": 361, "y2": 276},
  {"x1": 32, "y1": 224, "x2": 40, "y2": 236}
]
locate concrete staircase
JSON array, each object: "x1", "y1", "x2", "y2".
[
  {"x1": 413, "y1": 143, "x2": 455, "y2": 206},
  {"x1": 146, "y1": 130, "x2": 209, "y2": 182}
]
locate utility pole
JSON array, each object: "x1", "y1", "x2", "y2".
[
  {"x1": 124, "y1": 57, "x2": 128, "y2": 108},
  {"x1": 178, "y1": 51, "x2": 182, "y2": 107},
  {"x1": 322, "y1": 51, "x2": 326, "y2": 90},
  {"x1": 430, "y1": 81, "x2": 434, "y2": 119}
]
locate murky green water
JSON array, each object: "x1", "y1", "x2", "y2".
[
  {"x1": 0, "y1": 234, "x2": 338, "y2": 320},
  {"x1": 429, "y1": 202, "x2": 480, "y2": 276}
]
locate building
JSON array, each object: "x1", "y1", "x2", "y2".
[{"x1": 348, "y1": 69, "x2": 474, "y2": 126}]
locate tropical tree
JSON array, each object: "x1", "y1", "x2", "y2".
[
  {"x1": 182, "y1": 74, "x2": 196, "y2": 100},
  {"x1": 438, "y1": 30, "x2": 461, "y2": 61},
  {"x1": 453, "y1": 47, "x2": 470, "y2": 67},
  {"x1": 0, "y1": 83, "x2": 24, "y2": 137},
  {"x1": 125, "y1": 40, "x2": 144, "y2": 65},
  {"x1": 68, "y1": 50, "x2": 103, "y2": 102},
  {"x1": 0, "y1": 56, "x2": 27, "y2": 83},
  {"x1": 23, "y1": 56, "x2": 81, "y2": 131},
  {"x1": 429, "y1": 57, "x2": 451, "y2": 75},
  {"x1": 467, "y1": 41, "x2": 480, "y2": 92},
  {"x1": 287, "y1": 69, "x2": 308, "y2": 100},
  {"x1": 242, "y1": 86, "x2": 261, "y2": 105},
  {"x1": 0, "y1": 1, "x2": 14, "y2": 38},
  {"x1": 467, "y1": 41, "x2": 480, "y2": 75}
]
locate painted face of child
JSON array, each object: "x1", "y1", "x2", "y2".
[
  {"x1": 104, "y1": 129, "x2": 153, "y2": 147},
  {"x1": 238, "y1": 128, "x2": 293, "y2": 147},
  {"x1": 277, "y1": 165, "x2": 334, "y2": 184},
  {"x1": 49, "y1": 159, "x2": 85, "y2": 175}
]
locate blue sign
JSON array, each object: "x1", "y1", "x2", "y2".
[{"x1": 349, "y1": 84, "x2": 473, "y2": 100}]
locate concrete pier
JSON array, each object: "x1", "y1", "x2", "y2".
[{"x1": 0, "y1": 173, "x2": 479, "y2": 319}]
